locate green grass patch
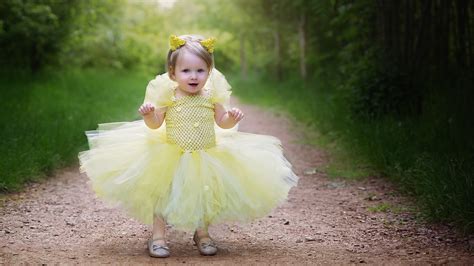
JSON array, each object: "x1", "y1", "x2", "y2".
[
  {"x1": 368, "y1": 202, "x2": 392, "y2": 213},
  {"x1": 366, "y1": 202, "x2": 417, "y2": 215},
  {"x1": 0, "y1": 68, "x2": 150, "y2": 192},
  {"x1": 324, "y1": 145, "x2": 378, "y2": 180}
]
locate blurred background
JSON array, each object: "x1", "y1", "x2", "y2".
[{"x1": 0, "y1": 0, "x2": 473, "y2": 233}]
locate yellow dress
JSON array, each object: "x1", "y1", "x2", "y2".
[{"x1": 78, "y1": 69, "x2": 298, "y2": 231}]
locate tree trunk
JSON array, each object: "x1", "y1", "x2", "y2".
[
  {"x1": 412, "y1": 0, "x2": 432, "y2": 75},
  {"x1": 30, "y1": 43, "x2": 40, "y2": 73},
  {"x1": 392, "y1": 1, "x2": 401, "y2": 61},
  {"x1": 240, "y1": 32, "x2": 248, "y2": 80},
  {"x1": 298, "y1": 11, "x2": 307, "y2": 80},
  {"x1": 455, "y1": 0, "x2": 468, "y2": 67},
  {"x1": 274, "y1": 28, "x2": 282, "y2": 81},
  {"x1": 404, "y1": 0, "x2": 414, "y2": 67},
  {"x1": 438, "y1": 0, "x2": 451, "y2": 72},
  {"x1": 375, "y1": 1, "x2": 385, "y2": 49}
]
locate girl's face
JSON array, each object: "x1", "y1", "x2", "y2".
[{"x1": 170, "y1": 50, "x2": 210, "y2": 96}]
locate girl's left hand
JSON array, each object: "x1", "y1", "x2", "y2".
[{"x1": 227, "y1": 108, "x2": 244, "y2": 122}]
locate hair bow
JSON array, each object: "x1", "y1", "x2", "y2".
[
  {"x1": 199, "y1": 37, "x2": 216, "y2": 53},
  {"x1": 169, "y1": 35, "x2": 216, "y2": 53},
  {"x1": 169, "y1": 35, "x2": 186, "y2": 51}
]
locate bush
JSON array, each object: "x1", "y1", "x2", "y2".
[{"x1": 350, "y1": 61, "x2": 421, "y2": 119}]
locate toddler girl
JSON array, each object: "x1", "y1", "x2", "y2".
[{"x1": 79, "y1": 34, "x2": 298, "y2": 258}]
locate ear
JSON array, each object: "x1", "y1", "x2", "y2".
[{"x1": 168, "y1": 66, "x2": 175, "y2": 80}]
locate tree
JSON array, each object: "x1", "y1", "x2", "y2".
[{"x1": 0, "y1": 0, "x2": 83, "y2": 72}]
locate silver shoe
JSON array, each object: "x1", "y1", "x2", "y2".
[
  {"x1": 148, "y1": 237, "x2": 170, "y2": 258},
  {"x1": 193, "y1": 232, "x2": 217, "y2": 256}
]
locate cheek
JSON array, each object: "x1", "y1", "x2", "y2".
[
  {"x1": 175, "y1": 73, "x2": 186, "y2": 81},
  {"x1": 199, "y1": 73, "x2": 209, "y2": 80}
]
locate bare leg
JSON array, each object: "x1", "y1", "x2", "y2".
[
  {"x1": 152, "y1": 214, "x2": 167, "y2": 246},
  {"x1": 148, "y1": 214, "x2": 170, "y2": 258},
  {"x1": 194, "y1": 224, "x2": 217, "y2": 255},
  {"x1": 195, "y1": 226, "x2": 210, "y2": 239}
]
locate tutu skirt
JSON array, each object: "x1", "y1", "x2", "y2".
[{"x1": 79, "y1": 120, "x2": 298, "y2": 231}]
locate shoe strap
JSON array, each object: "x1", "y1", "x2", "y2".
[
  {"x1": 152, "y1": 244, "x2": 170, "y2": 251},
  {"x1": 150, "y1": 237, "x2": 168, "y2": 248},
  {"x1": 197, "y1": 236, "x2": 216, "y2": 247},
  {"x1": 201, "y1": 241, "x2": 217, "y2": 248}
]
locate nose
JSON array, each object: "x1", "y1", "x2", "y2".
[{"x1": 190, "y1": 71, "x2": 197, "y2": 79}]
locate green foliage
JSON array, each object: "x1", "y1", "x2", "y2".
[
  {"x1": 0, "y1": 69, "x2": 148, "y2": 192},
  {"x1": 60, "y1": 1, "x2": 170, "y2": 73},
  {"x1": 0, "y1": 0, "x2": 82, "y2": 71},
  {"x1": 233, "y1": 73, "x2": 474, "y2": 233},
  {"x1": 349, "y1": 58, "x2": 420, "y2": 118}
]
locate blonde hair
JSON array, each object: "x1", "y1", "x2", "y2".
[{"x1": 167, "y1": 34, "x2": 214, "y2": 78}]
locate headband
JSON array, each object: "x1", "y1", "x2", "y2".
[{"x1": 169, "y1": 35, "x2": 216, "y2": 53}]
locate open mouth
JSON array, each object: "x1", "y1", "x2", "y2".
[{"x1": 188, "y1": 83, "x2": 199, "y2": 88}]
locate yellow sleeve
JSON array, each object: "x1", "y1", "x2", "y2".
[
  {"x1": 206, "y1": 68, "x2": 232, "y2": 109},
  {"x1": 143, "y1": 72, "x2": 176, "y2": 108}
]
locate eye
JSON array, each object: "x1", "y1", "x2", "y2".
[
  {"x1": 182, "y1": 69, "x2": 189, "y2": 73},
  {"x1": 197, "y1": 69, "x2": 205, "y2": 73}
]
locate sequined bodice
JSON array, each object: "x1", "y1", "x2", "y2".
[{"x1": 165, "y1": 95, "x2": 216, "y2": 151}]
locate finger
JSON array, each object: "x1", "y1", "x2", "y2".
[
  {"x1": 142, "y1": 103, "x2": 151, "y2": 112},
  {"x1": 139, "y1": 106, "x2": 149, "y2": 115}
]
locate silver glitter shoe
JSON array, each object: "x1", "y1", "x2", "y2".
[
  {"x1": 193, "y1": 232, "x2": 218, "y2": 256},
  {"x1": 148, "y1": 237, "x2": 170, "y2": 258}
]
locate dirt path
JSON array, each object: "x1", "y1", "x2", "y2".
[{"x1": 1, "y1": 100, "x2": 473, "y2": 265}]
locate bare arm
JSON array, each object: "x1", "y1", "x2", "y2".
[
  {"x1": 138, "y1": 103, "x2": 166, "y2": 129},
  {"x1": 214, "y1": 103, "x2": 244, "y2": 129}
]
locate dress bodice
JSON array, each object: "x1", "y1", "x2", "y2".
[{"x1": 165, "y1": 95, "x2": 216, "y2": 151}]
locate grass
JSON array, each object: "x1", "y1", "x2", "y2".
[
  {"x1": 0, "y1": 68, "x2": 150, "y2": 192},
  {"x1": 367, "y1": 203, "x2": 392, "y2": 213},
  {"x1": 229, "y1": 73, "x2": 474, "y2": 234}
]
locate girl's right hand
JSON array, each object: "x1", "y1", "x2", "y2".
[{"x1": 138, "y1": 103, "x2": 155, "y2": 116}]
